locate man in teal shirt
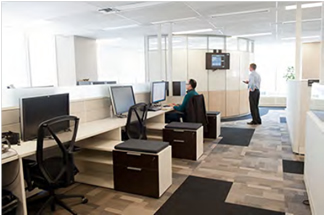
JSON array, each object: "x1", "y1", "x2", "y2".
[{"x1": 166, "y1": 79, "x2": 199, "y2": 122}]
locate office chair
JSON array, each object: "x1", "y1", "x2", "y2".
[
  {"x1": 174, "y1": 95, "x2": 209, "y2": 130},
  {"x1": 123, "y1": 103, "x2": 148, "y2": 140},
  {"x1": 23, "y1": 115, "x2": 87, "y2": 215}
]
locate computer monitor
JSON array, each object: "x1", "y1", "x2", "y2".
[
  {"x1": 20, "y1": 93, "x2": 70, "y2": 141},
  {"x1": 110, "y1": 85, "x2": 136, "y2": 116},
  {"x1": 151, "y1": 81, "x2": 166, "y2": 104}
]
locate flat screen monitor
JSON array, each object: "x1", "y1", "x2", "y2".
[
  {"x1": 20, "y1": 93, "x2": 70, "y2": 141},
  {"x1": 110, "y1": 86, "x2": 136, "y2": 115},
  {"x1": 206, "y1": 53, "x2": 230, "y2": 70},
  {"x1": 151, "y1": 81, "x2": 166, "y2": 103}
]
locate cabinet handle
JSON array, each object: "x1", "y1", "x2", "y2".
[
  {"x1": 127, "y1": 167, "x2": 142, "y2": 171},
  {"x1": 127, "y1": 152, "x2": 141, "y2": 156},
  {"x1": 173, "y1": 129, "x2": 184, "y2": 132},
  {"x1": 174, "y1": 139, "x2": 185, "y2": 143}
]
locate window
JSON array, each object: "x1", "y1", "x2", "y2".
[
  {"x1": 28, "y1": 33, "x2": 58, "y2": 87},
  {"x1": 2, "y1": 27, "x2": 30, "y2": 88},
  {"x1": 188, "y1": 37, "x2": 207, "y2": 49},
  {"x1": 208, "y1": 36, "x2": 224, "y2": 50},
  {"x1": 97, "y1": 37, "x2": 146, "y2": 84}
]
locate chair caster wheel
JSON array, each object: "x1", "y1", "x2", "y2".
[{"x1": 81, "y1": 197, "x2": 88, "y2": 204}]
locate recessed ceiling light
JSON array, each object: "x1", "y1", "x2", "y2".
[
  {"x1": 114, "y1": 2, "x2": 168, "y2": 11},
  {"x1": 173, "y1": 28, "x2": 213, "y2": 35},
  {"x1": 232, "y1": 32, "x2": 272, "y2": 38},
  {"x1": 285, "y1": 2, "x2": 323, "y2": 10},
  {"x1": 103, "y1": 24, "x2": 138, "y2": 31},
  {"x1": 281, "y1": 36, "x2": 320, "y2": 40},
  {"x1": 282, "y1": 18, "x2": 322, "y2": 24},
  {"x1": 211, "y1": 9, "x2": 270, "y2": 18},
  {"x1": 151, "y1": 17, "x2": 197, "y2": 25}
]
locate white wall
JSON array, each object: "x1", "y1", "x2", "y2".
[
  {"x1": 74, "y1": 36, "x2": 98, "y2": 81},
  {"x1": 55, "y1": 35, "x2": 77, "y2": 86}
]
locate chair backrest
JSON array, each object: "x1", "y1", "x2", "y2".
[
  {"x1": 36, "y1": 115, "x2": 79, "y2": 186},
  {"x1": 185, "y1": 94, "x2": 209, "y2": 128},
  {"x1": 125, "y1": 103, "x2": 148, "y2": 139}
]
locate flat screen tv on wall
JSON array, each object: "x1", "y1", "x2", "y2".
[{"x1": 206, "y1": 52, "x2": 230, "y2": 70}]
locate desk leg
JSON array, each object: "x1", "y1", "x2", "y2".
[{"x1": 3, "y1": 158, "x2": 27, "y2": 215}]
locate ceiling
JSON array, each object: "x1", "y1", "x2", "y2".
[{"x1": 2, "y1": 1, "x2": 323, "y2": 43}]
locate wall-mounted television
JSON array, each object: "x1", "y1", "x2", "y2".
[{"x1": 206, "y1": 52, "x2": 230, "y2": 70}]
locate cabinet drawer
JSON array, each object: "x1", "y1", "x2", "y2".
[
  {"x1": 113, "y1": 165, "x2": 159, "y2": 198},
  {"x1": 169, "y1": 139, "x2": 197, "y2": 160},
  {"x1": 113, "y1": 150, "x2": 158, "y2": 170},
  {"x1": 163, "y1": 129, "x2": 196, "y2": 142}
]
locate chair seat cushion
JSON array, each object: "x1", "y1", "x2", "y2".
[
  {"x1": 115, "y1": 139, "x2": 169, "y2": 153},
  {"x1": 165, "y1": 122, "x2": 202, "y2": 130}
]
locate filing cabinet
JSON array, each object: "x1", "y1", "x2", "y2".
[
  {"x1": 163, "y1": 122, "x2": 203, "y2": 160},
  {"x1": 204, "y1": 111, "x2": 221, "y2": 139},
  {"x1": 113, "y1": 139, "x2": 172, "y2": 198}
]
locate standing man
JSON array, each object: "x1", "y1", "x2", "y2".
[{"x1": 243, "y1": 63, "x2": 262, "y2": 125}]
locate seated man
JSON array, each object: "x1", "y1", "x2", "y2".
[{"x1": 165, "y1": 79, "x2": 199, "y2": 123}]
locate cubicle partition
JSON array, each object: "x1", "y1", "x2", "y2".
[{"x1": 2, "y1": 84, "x2": 151, "y2": 132}]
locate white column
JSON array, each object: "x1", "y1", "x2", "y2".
[
  {"x1": 157, "y1": 24, "x2": 163, "y2": 80},
  {"x1": 295, "y1": 3, "x2": 302, "y2": 80},
  {"x1": 320, "y1": 3, "x2": 324, "y2": 84},
  {"x1": 167, "y1": 23, "x2": 173, "y2": 94}
]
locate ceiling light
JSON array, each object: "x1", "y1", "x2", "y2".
[
  {"x1": 114, "y1": 2, "x2": 168, "y2": 11},
  {"x1": 232, "y1": 32, "x2": 272, "y2": 38},
  {"x1": 151, "y1": 17, "x2": 197, "y2": 25},
  {"x1": 281, "y1": 36, "x2": 320, "y2": 40},
  {"x1": 173, "y1": 28, "x2": 213, "y2": 35},
  {"x1": 211, "y1": 9, "x2": 270, "y2": 18},
  {"x1": 285, "y1": 2, "x2": 323, "y2": 10},
  {"x1": 103, "y1": 24, "x2": 138, "y2": 31},
  {"x1": 282, "y1": 18, "x2": 322, "y2": 24}
]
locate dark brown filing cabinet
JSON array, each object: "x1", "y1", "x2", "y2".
[
  {"x1": 204, "y1": 111, "x2": 221, "y2": 139},
  {"x1": 162, "y1": 122, "x2": 203, "y2": 160},
  {"x1": 113, "y1": 139, "x2": 172, "y2": 198}
]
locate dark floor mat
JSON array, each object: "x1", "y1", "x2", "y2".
[
  {"x1": 218, "y1": 127, "x2": 255, "y2": 146},
  {"x1": 283, "y1": 160, "x2": 304, "y2": 174},
  {"x1": 280, "y1": 117, "x2": 287, "y2": 123},
  {"x1": 221, "y1": 107, "x2": 284, "y2": 122},
  {"x1": 155, "y1": 176, "x2": 284, "y2": 215}
]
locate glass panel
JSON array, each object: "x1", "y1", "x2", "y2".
[
  {"x1": 248, "y1": 41, "x2": 254, "y2": 52},
  {"x1": 208, "y1": 37, "x2": 224, "y2": 50},
  {"x1": 239, "y1": 39, "x2": 248, "y2": 51},
  {"x1": 188, "y1": 36, "x2": 207, "y2": 49},
  {"x1": 226, "y1": 37, "x2": 238, "y2": 51},
  {"x1": 148, "y1": 36, "x2": 166, "y2": 51},
  {"x1": 2, "y1": 27, "x2": 30, "y2": 88},
  {"x1": 29, "y1": 33, "x2": 58, "y2": 87},
  {"x1": 166, "y1": 36, "x2": 186, "y2": 49}
]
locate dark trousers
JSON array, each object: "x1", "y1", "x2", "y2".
[
  {"x1": 249, "y1": 89, "x2": 261, "y2": 124},
  {"x1": 165, "y1": 112, "x2": 182, "y2": 123}
]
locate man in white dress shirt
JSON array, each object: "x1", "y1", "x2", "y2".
[{"x1": 243, "y1": 63, "x2": 262, "y2": 125}]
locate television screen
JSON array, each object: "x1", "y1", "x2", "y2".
[
  {"x1": 206, "y1": 53, "x2": 230, "y2": 70},
  {"x1": 20, "y1": 93, "x2": 70, "y2": 141}
]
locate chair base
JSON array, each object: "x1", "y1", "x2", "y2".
[{"x1": 35, "y1": 191, "x2": 87, "y2": 215}]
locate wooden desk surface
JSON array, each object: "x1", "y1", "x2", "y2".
[{"x1": 11, "y1": 108, "x2": 173, "y2": 158}]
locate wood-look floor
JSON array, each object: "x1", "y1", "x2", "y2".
[{"x1": 28, "y1": 109, "x2": 311, "y2": 215}]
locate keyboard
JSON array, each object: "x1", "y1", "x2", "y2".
[{"x1": 148, "y1": 106, "x2": 162, "y2": 112}]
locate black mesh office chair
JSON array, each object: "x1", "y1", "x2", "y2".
[
  {"x1": 23, "y1": 115, "x2": 87, "y2": 215},
  {"x1": 123, "y1": 103, "x2": 148, "y2": 140}
]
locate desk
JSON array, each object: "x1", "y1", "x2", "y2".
[{"x1": 4, "y1": 107, "x2": 172, "y2": 215}]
